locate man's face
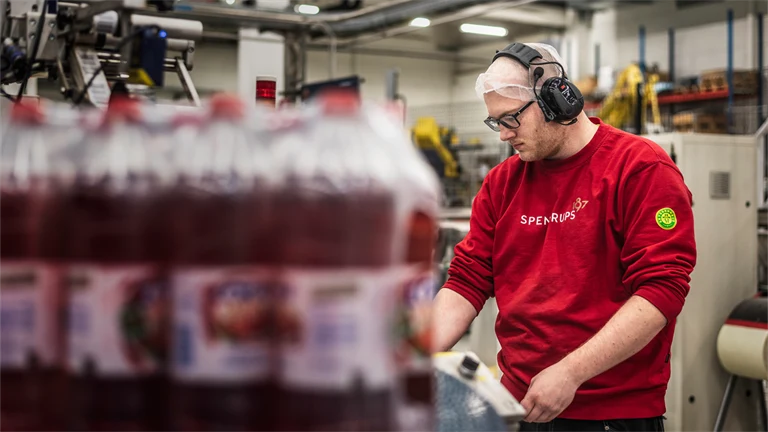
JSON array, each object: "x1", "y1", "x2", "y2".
[{"x1": 483, "y1": 91, "x2": 564, "y2": 162}]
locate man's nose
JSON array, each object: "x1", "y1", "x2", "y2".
[{"x1": 500, "y1": 125, "x2": 516, "y2": 141}]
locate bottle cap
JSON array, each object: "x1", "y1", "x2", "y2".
[
  {"x1": 10, "y1": 100, "x2": 44, "y2": 124},
  {"x1": 318, "y1": 89, "x2": 360, "y2": 116},
  {"x1": 209, "y1": 93, "x2": 245, "y2": 119},
  {"x1": 104, "y1": 95, "x2": 142, "y2": 124}
]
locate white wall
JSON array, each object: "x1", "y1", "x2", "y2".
[
  {"x1": 166, "y1": 36, "x2": 454, "y2": 107},
  {"x1": 305, "y1": 45, "x2": 454, "y2": 107}
]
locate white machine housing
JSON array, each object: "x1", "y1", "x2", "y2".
[
  {"x1": 643, "y1": 132, "x2": 760, "y2": 432},
  {"x1": 449, "y1": 132, "x2": 762, "y2": 431}
]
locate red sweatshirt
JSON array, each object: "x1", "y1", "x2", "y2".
[{"x1": 443, "y1": 117, "x2": 696, "y2": 420}]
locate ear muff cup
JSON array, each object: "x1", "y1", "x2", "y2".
[{"x1": 538, "y1": 76, "x2": 584, "y2": 122}]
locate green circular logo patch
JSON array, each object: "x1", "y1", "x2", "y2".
[{"x1": 656, "y1": 208, "x2": 677, "y2": 230}]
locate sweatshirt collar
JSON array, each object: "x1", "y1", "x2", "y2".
[{"x1": 535, "y1": 117, "x2": 608, "y2": 172}]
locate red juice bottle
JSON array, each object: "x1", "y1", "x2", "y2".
[
  {"x1": 0, "y1": 102, "x2": 77, "y2": 431},
  {"x1": 274, "y1": 91, "x2": 400, "y2": 431},
  {"x1": 369, "y1": 106, "x2": 442, "y2": 432},
  {"x1": 63, "y1": 97, "x2": 169, "y2": 431},
  {"x1": 169, "y1": 94, "x2": 275, "y2": 431}
]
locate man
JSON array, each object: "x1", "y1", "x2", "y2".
[{"x1": 433, "y1": 42, "x2": 696, "y2": 431}]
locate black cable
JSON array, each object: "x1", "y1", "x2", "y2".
[
  {"x1": 0, "y1": 87, "x2": 16, "y2": 101},
  {"x1": 72, "y1": 25, "x2": 160, "y2": 106},
  {"x1": 16, "y1": 1, "x2": 47, "y2": 102}
]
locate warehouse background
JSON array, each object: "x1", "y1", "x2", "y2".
[{"x1": 167, "y1": 1, "x2": 767, "y2": 132}]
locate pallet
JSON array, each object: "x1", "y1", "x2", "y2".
[
  {"x1": 699, "y1": 69, "x2": 758, "y2": 93},
  {"x1": 674, "y1": 84, "x2": 700, "y2": 94},
  {"x1": 672, "y1": 112, "x2": 727, "y2": 134}
]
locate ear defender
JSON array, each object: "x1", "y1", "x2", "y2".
[
  {"x1": 538, "y1": 76, "x2": 584, "y2": 124},
  {"x1": 491, "y1": 43, "x2": 584, "y2": 125}
]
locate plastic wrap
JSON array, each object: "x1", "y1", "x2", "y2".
[{"x1": 0, "y1": 92, "x2": 448, "y2": 432}]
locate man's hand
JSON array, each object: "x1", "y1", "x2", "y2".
[
  {"x1": 519, "y1": 295, "x2": 668, "y2": 423},
  {"x1": 519, "y1": 360, "x2": 581, "y2": 423}
]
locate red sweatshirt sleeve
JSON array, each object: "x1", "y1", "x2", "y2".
[
  {"x1": 619, "y1": 161, "x2": 697, "y2": 322},
  {"x1": 443, "y1": 176, "x2": 497, "y2": 313}
]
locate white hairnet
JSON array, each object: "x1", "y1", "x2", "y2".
[{"x1": 475, "y1": 42, "x2": 566, "y2": 101}]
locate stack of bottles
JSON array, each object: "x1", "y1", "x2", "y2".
[{"x1": 0, "y1": 91, "x2": 441, "y2": 432}]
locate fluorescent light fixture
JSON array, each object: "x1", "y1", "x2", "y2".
[
  {"x1": 295, "y1": 4, "x2": 320, "y2": 14},
  {"x1": 410, "y1": 17, "x2": 431, "y2": 27},
  {"x1": 225, "y1": 0, "x2": 236, "y2": 4},
  {"x1": 460, "y1": 23, "x2": 508, "y2": 37}
]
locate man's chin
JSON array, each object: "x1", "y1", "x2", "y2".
[{"x1": 517, "y1": 151, "x2": 538, "y2": 162}]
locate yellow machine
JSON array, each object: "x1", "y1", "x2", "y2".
[
  {"x1": 598, "y1": 63, "x2": 661, "y2": 133},
  {"x1": 412, "y1": 117, "x2": 459, "y2": 178}
]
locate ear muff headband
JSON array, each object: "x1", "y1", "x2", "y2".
[{"x1": 492, "y1": 43, "x2": 584, "y2": 124}]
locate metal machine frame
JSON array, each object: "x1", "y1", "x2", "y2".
[{"x1": 1, "y1": 0, "x2": 203, "y2": 106}]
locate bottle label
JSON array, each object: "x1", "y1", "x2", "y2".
[
  {"x1": 172, "y1": 267, "x2": 272, "y2": 383},
  {"x1": 0, "y1": 261, "x2": 60, "y2": 368},
  {"x1": 278, "y1": 268, "x2": 397, "y2": 391},
  {"x1": 67, "y1": 264, "x2": 167, "y2": 376},
  {"x1": 394, "y1": 265, "x2": 436, "y2": 371},
  {"x1": 394, "y1": 265, "x2": 436, "y2": 432}
]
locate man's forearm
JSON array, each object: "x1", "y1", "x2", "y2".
[
  {"x1": 432, "y1": 288, "x2": 478, "y2": 352},
  {"x1": 560, "y1": 295, "x2": 668, "y2": 385}
]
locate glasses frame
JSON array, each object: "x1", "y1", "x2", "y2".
[{"x1": 484, "y1": 100, "x2": 535, "y2": 132}]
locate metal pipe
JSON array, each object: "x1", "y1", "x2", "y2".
[
  {"x1": 143, "y1": 0, "x2": 510, "y2": 44},
  {"x1": 82, "y1": 0, "x2": 534, "y2": 55},
  {"x1": 322, "y1": 0, "x2": 497, "y2": 36},
  {"x1": 758, "y1": 13, "x2": 764, "y2": 124},
  {"x1": 157, "y1": 0, "x2": 412, "y2": 29},
  {"x1": 0, "y1": 0, "x2": 9, "y2": 41},
  {"x1": 167, "y1": 38, "x2": 193, "y2": 52},
  {"x1": 325, "y1": 0, "x2": 536, "y2": 47},
  {"x1": 74, "y1": 0, "x2": 124, "y2": 22},
  {"x1": 638, "y1": 25, "x2": 645, "y2": 74},
  {"x1": 131, "y1": 14, "x2": 203, "y2": 40},
  {"x1": 714, "y1": 375, "x2": 738, "y2": 432},
  {"x1": 56, "y1": 57, "x2": 70, "y2": 93},
  {"x1": 668, "y1": 28, "x2": 675, "y2": 83},
  {"x1": 175, "y1": 57, "x2": 200, "y2": 106},
  {"x1": 727, "y1": 8, "x2": 734, "y2": 130},
  {"x1": 79, "y1": 32, "x2": 192, "y2": 53},
  {"x1": 310, "y1": 21, "x2": 336, "y2": 79},
  {"x1": 594, "y1": 43, "x2": 600, "y2": 77},
  {"x1": 759, "y1": 380, "x2": 768, "y2": 432},
  {"x1": 136, "y1": 2, "x2": 305, "y2": 31},
  {"x1": 756, "y1": 116, "x2": 768, "y2": 139}
]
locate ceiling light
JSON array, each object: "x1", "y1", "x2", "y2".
[
  {"x1": 410, "y1": 17, "x2": 430, "y2": 28},
  {"x1": 225, "y1": 0, "x2": 236, "y2": 4},
  {"x1": 295, "y1": 4, "x2": 320, "y2": 14},
  {"x1": 460, "y1": 23, "x2": 508, "y2": 37}
]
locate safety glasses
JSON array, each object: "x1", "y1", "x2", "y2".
[{"x1": 483, "y1": 100, "x2": 535, "y2": 132}]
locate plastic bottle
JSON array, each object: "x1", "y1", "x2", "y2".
[
  {"x1": 366, "y1": 103, "x2": 442, "y2": 431},
  {"x1": 62, "y1": 97, "x2": 169, "y2": 431},
  {"x1": 169, "y1": 94, "x2": 275, "y2": 431},
  {"x1": 0, "y1": 101, "x2": 79, "y2": 431},
  {"x1": 273, "y1": 91, "x2": 401, "y2": 431}
]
